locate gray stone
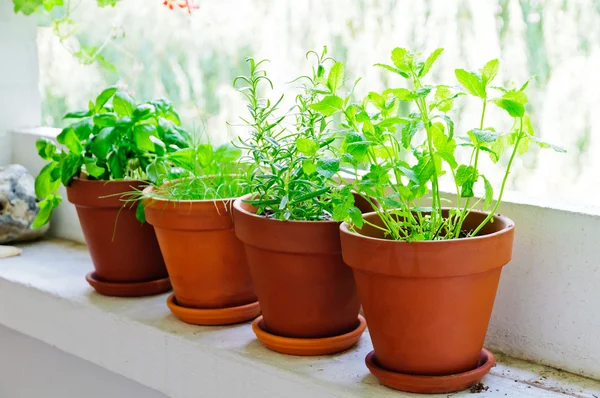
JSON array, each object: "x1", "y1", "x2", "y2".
[{"x1": 0, "y1": 164, "x2": 49, "y2": 243}]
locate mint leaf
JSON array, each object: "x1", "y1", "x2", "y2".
[
  {"x1": 391, "y1": 47, "x2": 412, "y2": 73},
  {"x1": 455, "y1": 69, "x2": 486, "y2": 98},
  {"x1": 309, "y1": 95, "x2": 343, "y2": 116},
  {"x1": 296, "y1": 137, "x2": 318, "y2": 157},
  {"x1": 481, "y1": 59, "x2": 499, "y2": 85},
  {"x1": 420, "y1": 48, "x2": 443, "y2": 77},
  {"x1": 482, "y1": 175, "x2": 494, "y2": 210},
  {"x1": 327, "y1": 62, "x2": 344, "y2": 93},
  {"x1": 316, "y1": 158, "x2": 340, "y2": 178},
  {"x1": 493, "y1": 98, "x2": 524, "y2": 118}
]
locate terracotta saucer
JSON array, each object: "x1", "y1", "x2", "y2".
[
  {"x1": 167, "y1": 294, "x2": 261, "y2": 325},
  {"x1": 252, "y1": 315, "x2": 366, "y2": 356},
  {"x1": 85, "y1": 272, "x2": 172, "y2": 297},
  {"x1": 365, "y1": 348, "x2": 495, "y2": 394}
]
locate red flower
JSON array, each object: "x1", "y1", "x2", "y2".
[{"x1": 178, "y1": 0, "x2": 200, "y2": 14}]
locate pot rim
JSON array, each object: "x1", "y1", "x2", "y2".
[
  {"x1": 340, "y1": 209, "x2": 514, "y2": 244},
  {"x1": 71, "y1": 175, "x2": 148, "y2": 185},
  {"x1": 233, "y1": 193, "x2": 340, "y2": 225}
]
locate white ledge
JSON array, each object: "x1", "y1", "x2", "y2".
[{"x1": 0, "y1": 239, "x2": 599, "y2": 398}]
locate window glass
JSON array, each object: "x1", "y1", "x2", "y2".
[{"x1": 37, "y1": 0, "x2": 600, "y2": 206}]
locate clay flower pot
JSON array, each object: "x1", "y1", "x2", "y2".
[
  {"x1": 66, "y1": 178, "x2": 170, "y2": 297},
  {"x1": 143, "y1": 186, "x2": 259, "y2": 325},
  {"x1": 232, "y1": 194, "x2": 366, "y2": 356},
  {"x1": 340, "y1": 210, "x2": 515, "y2": 393}
]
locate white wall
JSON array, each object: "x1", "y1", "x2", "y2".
[
  {"x1": 0, "y1": 2, "x2": 41, "y2": 166},
  {"x1": 0, "y1": 324, "x2": 167, "y2": 398}
]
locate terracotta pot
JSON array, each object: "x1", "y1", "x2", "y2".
[
  {"x1": 66, "y1": 178, "x2": 168, "y2": 292},
  {"x1": 233, "y1": 194, "x2": 363, "y2": 340},
  {"x1": 143, "y1": 186, "x2": 257, "y2": 313},
  {"x1": 340, "y1": 210, "x2": 514, "y2": 377}
]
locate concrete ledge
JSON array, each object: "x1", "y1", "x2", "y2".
[{"x1": 0, "y1": 239, "x2": 599, "y2": 398}]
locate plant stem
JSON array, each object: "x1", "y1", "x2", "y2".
[
  {"x1": 454, "y1": 98, "x2": 487, "y2": 237},
  {"x1": 470, "y1": 117, "x2": 523, "y2": 236}
]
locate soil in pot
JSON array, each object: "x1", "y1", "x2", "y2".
[
  {"x1": 143, "y1": 186, "x2": 259, "y2": 325},
  {"x1": 66, "y1": 178, "x2": 169, "y2": 296},
  {"x1": 233, "y1": 194, "x2": 369, "y2": 355},
  {"x1": 340, "y1": 209, "x2": 514, "y2": 391}
]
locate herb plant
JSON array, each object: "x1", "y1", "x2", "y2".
[
  {"x1": 333, "y1": 48, "x2": 565, "y2": 241},
  {"x1": 234, "y1": 48, "x2": 362, "y2": 223},
  {"x1": 146, "y1": 141, "x2": 249, "y2": 201},
  {"x1": 33, "y1": 86, "x2": 190, "y2": 228}
]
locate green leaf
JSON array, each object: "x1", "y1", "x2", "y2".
[
  {"x1": 374, "y1": 63, "x2": 407, "y2": 77},
  {"x1": 327, "y1": 62, "x2": 344, "y2": 93},
  {"x1": 35, "y1": 162, "x2": 60, "y2": 198},
  {"x1": 135, "y1": 200, "x2": 146, "y2": 223},
  {"x1": 296, "y1": 137, "x2": 318, "y2": 157},
  {"x1": 468, "y1": 128, "x2": 501, "y2": 145},
  {"x1": 489, "y1": 134, "x2": 511, "y2": 163},
  {"x1": 90, "y1": 127, "x2": 115, "y2": 160},
  {"x1": 36, "y1": 138, "x2": 57, "y2": 160},
  {"x1": 308, "y1": 95, "x2": 343, "y2": 116},
  {"x1": 64, "y1": 110, "x2": 92, "y2": 119},
  {"x1": 412, "y1": 156, "x2": 435, "y2": 185},
  {"x1": 342, "y1": 132, "x2": 369, "y2": 165},
  {"x1": 401, "y1": 118, "x2": 424, "y2": 148},
  {"x1": 415, "y1": 86, "x2": 433, "y2": 98},
  {"x1": 93, "y1": 113, "x2": 117, "y2": 128},
  {"x1": 196, "y1": 144, "x2": 214, "y2": 167},
  {"x1": 214, "y1": 144, "x2": 242, "y2": 163},
  {"x1": 13, "y1": 0, "x2": 44, "y2": 15},
  {"x1": 95, "y1": 87, "x2": 118, "y2": 109},
  {"x1": 71, "y1": 119, "x2": 94, "y2": 140},
  {"x1": 455, "y1": 69, "x2": 486, "y2": 98},
  {"x1": 132, "y1": 104, "x2": 155, "y2": 121},
  {"x1": 60, "y1": 154, "x2": 82, "y2": 185},
  {"x1": 455, "y1": 164, "x2": 476, "y2": 186},
  {"x1": 367, "y1": 92, "x2": 386, "y2": 109},
  {"x1": 481, "y1": 59, "x2": 499, "y2": 85},
  {"x1": 113, "y1": 91, "x2": 135, "y2": 116},
  {"x1": 83, "y1": 158, "x2": 105, "y2": 178},
  {"x1": 302, "y1": 159, "x2": 317, "y2": 175},
  {"x1": 482, "y1": 175, "x2": 494, "y2": 210},
  {"x1": 432, "y1": 123, "x2": 457, "y2": 168},
  {"x1": 383, "y1": 88, "x2": 416, "y2": 102},
  {"x1": 420, "y1": 48, "x2": 443, "y2": 77},
  {"x1": 433, "y1": 85, "x2": 454, "y2": 112},
  {"x1": 316, "y1": 158, "x2": 340, "y2": 178},
  {"x1": 348, "y1": 206, "x2": 364, "y2": 228},
  {"x1": 391, "y1": 47, "x2": 412, "y2": 73},
  {"x1": 32, "y1": 197, "x2": 53, "y2": 229},
  {"x1": 493, "y1": 98, "x2": 525, "y2": 118},
  {"x1": 529, "y1": 136, "x2": 566, "y2": 153},
  {"x1": 503, "y1": 90, "x2": 528, "y2": 105},
  {"x1": 133, "y1": 124, "x2": 157, "y2": 152},
  {"x1": 57, "y1": 128, "x2": 83, "y2": 155},
  {"x1": 107, "y1": 152, "x2": 124, "y2": 179}
]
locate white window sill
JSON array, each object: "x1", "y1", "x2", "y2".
[{"x1": 1, "y1": 239, "x2": 599, "y2": 398}]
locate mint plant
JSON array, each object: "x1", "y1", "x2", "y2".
[
  {"x1": 33, "y1": 86, "x2": 190, "y2": 228},
  {"x1": 332, "y1": 48, "x2": 564, "y2": 241},
  {"x1": 234, "y1": 49, "x2": 362, "y2": 223}
]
